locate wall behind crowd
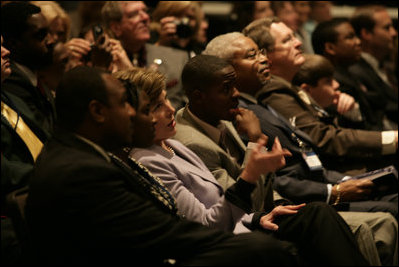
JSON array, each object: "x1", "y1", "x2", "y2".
[{"x1": 56, "y1": 1, "x2": 397, "y2": 42}]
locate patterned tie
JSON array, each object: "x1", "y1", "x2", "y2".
[{"x1": 108, "y1": 152, "x2": 177, "y2": 214}]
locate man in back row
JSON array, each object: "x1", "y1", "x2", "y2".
[{"x1": 101, "y1": 1, "x2": 189, "y2": 110}]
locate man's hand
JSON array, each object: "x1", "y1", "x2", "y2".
[
  {"x1": 260, "y1": 203, "x2": 306, "y2": 231},
  {"x1": 332, "y1": 179, "x2": 374, "y2": 203},
  {"x1": 334, "y1": 92, "x2": 355, "y2": 115},
  {"x1": 235, "y1": 108, "x2": 263, "y2": 142},
  {"x1": 241, "y1": 136, "x2": 292, "y2": 184},
  {"x1": 156, "y1": 16, "x2": 178, "y2": 46}
]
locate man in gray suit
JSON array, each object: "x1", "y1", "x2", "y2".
[{"x1": 101, "y1": 1, "x2": 189, "y2": 110}]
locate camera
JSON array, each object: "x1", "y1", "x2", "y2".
[
  {"x1": 92, "y1": 24, "x2": 104, "y2": 45},
  {"x1": 174, "y1": 17, "x2": 193, "y2": 39}
]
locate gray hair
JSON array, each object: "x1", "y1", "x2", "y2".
[{"x1": 203, "y1": 32, "x2": 245, "y2": 60}]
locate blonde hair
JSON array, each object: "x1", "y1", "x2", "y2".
[
  {"x1": 150, "y1": 1, "x2": 200, "y2": 38},
  {"x1": 31, "y1": 1, "x2": 71, "y2": 41},
  {"x1": 113, "y1": 67, "x2": 166, "y2": 105}
]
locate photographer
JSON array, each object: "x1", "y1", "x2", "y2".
[
  {"x1": 150, "y1": 1, "x2": 207, "y2": 57},
  {"x1": 66, "y1": 23, "x2": 133, "y2": 73}
]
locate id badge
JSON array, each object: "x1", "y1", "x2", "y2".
[{"x1": 302, "y1": 152, "x2": 323, "y2": 171}]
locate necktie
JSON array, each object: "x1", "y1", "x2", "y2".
[
  {"x1": 108, "y1": 152, "x2": 177, "y2": 214},
  {"x1": 1, "y1": 101, "x2": 43, "y2": 161}
]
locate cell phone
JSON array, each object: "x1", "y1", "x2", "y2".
[{"x1": 92, "y1": 24, "x2": 104, "y2": 45}]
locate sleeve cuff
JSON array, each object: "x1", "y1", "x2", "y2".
[
  {"x1": 381, "y1": 131, "x2": 396, "y2": 155},
  {"x1": 225, "y1": 178, "x2": 256, "y2": 213}
]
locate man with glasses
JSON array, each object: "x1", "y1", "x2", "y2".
[{"x1": 101, "y1": 1, "x2": 190, "y2": 110}]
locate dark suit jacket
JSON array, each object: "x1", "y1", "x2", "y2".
[
  {"x1": 238, "y1": 96, "x2": 344, "y2": 203},
  {"x1": 349, "y1": 57, "x2": 398, "y2": 123},
  {"x1": 334, "y1": 65, "x2": 385, "y2": 131},
  {"x1": 256, "y1": 75, "x2": 391, "y2": 174},
  {"x1": 25, "y1": 130, "x2": 258, "y2": 265},
  {"x1": 1, "y1": 62, "x2": 54, "y2": 199},
  {"x1": 2, "y1": 61, "x2": 55, "y2": 140}
]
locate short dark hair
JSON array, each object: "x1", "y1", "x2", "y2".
[
  {"x1": 350, "y1": 5, "x2": 387, "y2": 37},
  {"x1": 1, "y1": 2, "x2": 41, "y2": 42},
  {"x1": 312, "y1": 18, "x2": 349, "y2": 55},
  {"x1": 292, "y1": 54, "x2": 335, "y2": 87},
  {"x1": 55, "y1": 66, "x2": 109, "y2": 130},
  {"x1": 182, "y1": 55, "x2": 232, "y2": 96}
]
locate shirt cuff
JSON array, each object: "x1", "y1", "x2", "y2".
[
  {"x1": 381, "y1": 131, "x2": 396, "y2": 155},
  {"x1": 225, "y1": 178, "x2": 256, "y2": 213},
  {"x1": 326, "y1": 184, "x2": 333, "y2": 204}
]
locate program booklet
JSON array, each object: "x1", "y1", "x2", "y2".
[{"x1": 340, "y1": 165, "x2": 398, "y2": 196}]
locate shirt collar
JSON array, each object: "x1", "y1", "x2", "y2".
[
  {"x1": 186, "y1": 106, "x2": 224, "y2": 144},
  {"x1": 75, "y1": 134, "x2": 111, "y2": 162},
  {"x1": 14, "y1": 62, "x2": 38, "y2": 87}
]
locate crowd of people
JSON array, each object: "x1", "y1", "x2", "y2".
[{"x1": 1, "y1": 1, "x2": 398, "y2": 266}]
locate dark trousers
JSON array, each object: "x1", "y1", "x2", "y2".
[
  {"x1": 180, "y1": 231, "x2": 298, "y2": 266},
  {"x1": 275, "y1": 202, "x2": 369, "y2": 266}
]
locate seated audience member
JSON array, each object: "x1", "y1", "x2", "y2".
[
  {"x1": 150, "y1": 1, "x2": 207, "y2": 57},
  {"x1": 203, "y1": 33, "x2": 398, "y2": 265},
  {"x1": 101, "y1": 1, "x2": 189, "y2": 110},
  {"x1": 242, "y1": 17, "x2": 398, "y2": 175},
  {"x1": 120, "y1": 67, "x2": 396, "y2": 266},
  {"x1": 230, "y1": 1, "x2": 274, "y2": 32},
  {"x1": 350, "y1": 5, "x2": 398, "y2": 128},
  {"x1": 173, "y1": 54, "x2": 374, "y2": 265},
  {"x1": 293, "y1": 54, "x2": 364, "y2": 129},
  {"x1": 26, "y1": 66, "x2": 303, "y2": 266},
  {"x1": 30, "y1": 1, "x2": 71, "y2": 95},
  {"x1": 312, "y1": 18, "x2": 394, "y2": 131},
  {"x1": 303, "y1": 1, "x2": 333, "y2": 38},
  {"x1": 1, "y1": 2, "x2": 56, "y2": 141},
  {"x1": 271, "y1": 1, "x2": 312, "y2": 54},
  {"x1": 1, "y1": 35, "x2": 25, "y2": 265},
  {"x1": 78, "y1": 23, "x2": 133, "y2": 73}
]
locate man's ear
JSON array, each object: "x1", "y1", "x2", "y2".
[
  {"x1": 324, "y1": 42, "x2": 336, "y2": 56},
  {"x1": 360, "y1": 28, "x2": 373, "y2": 42},
  {"x1": 109, "y1": 21, "x2": 122, "y2": 39},
  {"x1": 87, "y1": 100, "x2": 107, "y2": 123},
  {"x1": 300, "y1": 83, "x2": 312, "y2": 93}
]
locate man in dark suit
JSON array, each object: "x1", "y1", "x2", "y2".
[
  {"x1": 1, "y1": 2, "x2": 56, "y2": 194},
  {"x1": 101, "y1": 1, "x2": 189, "y2": 111},
  {"x1": 350, "y1": 5, "x2": 398, "y2": 127},
  {"x1": 25, "y1": 66, "x2": 306, "y2": 266},
  {"x1": 1, "y1": 4, "x2": 56, "y2": 264}
]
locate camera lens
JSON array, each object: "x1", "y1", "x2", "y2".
[{"x1": 175, "y1": 18, "x2": 193, "y2": 38}]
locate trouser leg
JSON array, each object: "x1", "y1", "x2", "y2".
[{"x1": 275, "y1": 202, "x2": 369, "y2": 266}]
